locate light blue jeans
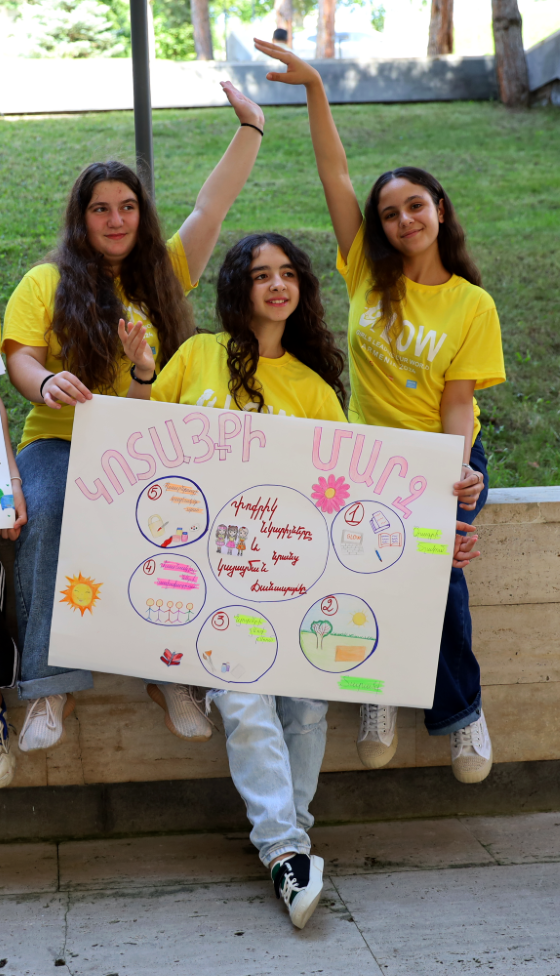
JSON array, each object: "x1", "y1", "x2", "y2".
[
  {"x1": 211, "y1": 691, "x2": 329, "y2": 867},
  {"x1": 14, "y1": 438, "x2": 94, "y2": 700}
]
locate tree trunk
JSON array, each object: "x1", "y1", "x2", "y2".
[
  {"x1": 427, "y1": 0, "x2": 453, "y2": 56},
  {"x1": 491, "y1": 0, "x2": 529, "y2": 106},
  {"x1": 316, "y1": 0, "x2": 335, "y2": 59},
  {"x1": 191, "y1": 0, "x2": 214, "y2": 60},
  {"x1": 274, "y1": 0, "x2": 292, "y2": 46}
]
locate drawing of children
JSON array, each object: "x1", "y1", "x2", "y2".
[
  {"x1": 237, "y1": 526, "x2": 249, "y2": 557},
  {"x1": 146, "y1": 598, "x2": 156, "y2": 621},
  {"x1": 226, "y1": 525, "x2": 238, "y2": 554},
  {"x1": 215, "y1": 523, "x2": 227, "y2": 553}
]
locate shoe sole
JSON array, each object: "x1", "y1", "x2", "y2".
[
  {"x1": 289, "y1": 856, "x2": 324, "y2": 930},
  {"x1": 19, "y1": 694, "x2": 76, "y2": 753},
  {"x1": 147, "y1": 684, "x2": 212, "y2": 742},
  {"x1": 452, "y1": 748, "x2": 493, "y2": 784},
  {"x1": 357, "y1": 727, "x2": 398, "y2": 769}
]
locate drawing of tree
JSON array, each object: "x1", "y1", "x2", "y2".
[{"x1": 311, "y1": 620, "x2": 333, "y2": 649}]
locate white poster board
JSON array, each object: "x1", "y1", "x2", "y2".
[{"x1": 49, "y1": 396, "x2": 463, "y2": 707}]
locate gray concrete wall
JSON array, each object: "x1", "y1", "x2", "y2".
[
  {"x1": 526, "y1": 27, "x2": 560, "y2": 91},
  {"x1": 3, "y1": 29, "x2": 559, "y2": 116},
  {"x1": 0, "y1": 54, "x2": 499, "y2": 115}
]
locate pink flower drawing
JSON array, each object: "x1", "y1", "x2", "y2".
[{"x1": 311, "y1": 475, "x2": 351, "y2": 514}]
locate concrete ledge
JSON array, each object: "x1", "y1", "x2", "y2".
[
  {"x1": 486, "y1": 486, "x2": 560, "y2": 505},
  {"x1": 1, "y1": 760, "x2": 560, "y2": 843}
]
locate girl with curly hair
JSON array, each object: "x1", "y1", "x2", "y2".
[
  {"x1": 2, "y1": 82, "x2": 265, "y2": 762},
  {"x1": 255, "y1": 38, "x2": 506, "y2": 786},
  {"x1": 121, "y1": 232, "x2": 346, "y2": 929}
]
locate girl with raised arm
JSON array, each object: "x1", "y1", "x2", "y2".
[
  {"x1": 1, "y1": 83, "x2": 265, "y2": 763},
  {"x1": 255, "y1": 39, "x2": 505, "y2": 784},
  {"x1": 120, "y1": 229, "x2": 480, "y2": 925}
]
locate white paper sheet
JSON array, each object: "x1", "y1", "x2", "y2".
[{"x1": 49, "y1": 395, "x2": 464, "y2": 707}]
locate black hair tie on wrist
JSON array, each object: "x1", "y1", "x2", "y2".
[
  {"x1": 240, "y1": 122, "x2": 264, "y2": 137},
  {"x1": 130, "y1": 365, "x2": 157, "y2": 385},
  {"x1": 39, "y1": 374, "x2": 55, "y2": 400}
]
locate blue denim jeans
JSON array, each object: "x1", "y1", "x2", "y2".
[
  {"x1": 211, "y1": 691, "x2": 328, "y2": 867},
  {"x1": 14, "y1": 438, "x2": 94, "y2": 700},
  {"x1": 424, "y1": 435, "x2": 488, "y2": 735}
]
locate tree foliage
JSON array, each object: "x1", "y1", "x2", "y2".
[
  {"x1": 7, "y1": 0, "x2": 125, "y2": 57},
  {"x1": 311, "y1": 620, "x2": 333, "y2": 648}
]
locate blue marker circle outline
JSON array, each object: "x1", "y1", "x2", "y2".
[
  {"x1": 136, "y1": 475, "x2": 209, "y2": 549},
  {"x1": 299, "y1": 592, "x2": 379, "y2": 673},
  {"x1": 128, "y1": 552, "x2": 206, "y2": 627},
  {"x1": 207, "y1": 483, "x2": 330, "y2": 602},
  {"x1": 196, "y1": 604, "x2": 278, "y2": 684},
  {"x1": 330, "y1": 501, "x2": 406, "y2": 574}
]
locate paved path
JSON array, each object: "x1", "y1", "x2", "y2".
[{"x1": 2, "y1": 812, "x2": 560, "y2": 975}]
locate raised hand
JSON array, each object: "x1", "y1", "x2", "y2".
[
  {"x1": 453, "y1": 521, "x2": 480, "y2": 569},
  {"x1": 118, "y1": 319, "x2": 155, "y2": 377},
  {"x1": 220, "y1": 80, "x2": 265, "y2": 129},
  {"x1": 253, "y1": 38, "x2": 321, "y2": 86}
]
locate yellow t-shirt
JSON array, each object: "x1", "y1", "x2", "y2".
[
  {"x1": 337, "y1": 222, "x2": 506, "y2": 443},
  {"x1": 151, "y1": 331, "x2": 347, "y2": 423},
  {"x1": 2, "y1": 232, "x2": 196, "y2": 451}
]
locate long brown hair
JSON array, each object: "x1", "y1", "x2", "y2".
[
  {"x1": 48, "y1": 161, "x2": 194, "y2": 392},
  {"x1": 216, "y1": 233, "x2": 346, "y2": 411},
  {"x1": 363, "y1": 166, "x2": 481, "y2": 343}
]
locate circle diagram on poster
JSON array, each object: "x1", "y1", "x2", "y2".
[
  {"x1": 299, "y1": 594, "x2": 378, "y2": 673},
  {"x1": 197, "y1": 606, "x2": 277, "y2": 683},
  {"x1": 128, "y1": 553, "x2": 206, "y2": 626},
  {"x1": 136, "y1": 477, "x2": 208, "y2": 549},
  {"x1": 331, "y1": 501, "x2": 405, "y2": 573},
  {"x1": 208, "y1": 485, "x2": 329, "y2": 602}
]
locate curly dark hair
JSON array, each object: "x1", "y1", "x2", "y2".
[
  {"x1": 216, "y1": 233, "x2": 346, "y2": 411},
  {"x1": 46, "y1": 160, "x2": 195, "y2": 392},
  {"x1": 363, "y1": 166, "x2": 482, "y2": 344}
]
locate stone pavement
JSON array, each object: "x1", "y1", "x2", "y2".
[{"x1": 2, "y1": 812, "x2": 560, "y2": 976}]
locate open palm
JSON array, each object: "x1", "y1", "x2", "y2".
[{"x1": 253, "y1": 39, "x2": 320, "y2": 86}]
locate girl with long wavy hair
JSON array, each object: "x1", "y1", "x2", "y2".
[
  {"x1": 120, "y1": 232, "x2": 346, "y2": 929},
  {"x1": 256, "y1": 38, "x2": 506, "y2": 786},
  {"x1": 2, "y1": 82, "x2": 266, "y2": 764}
]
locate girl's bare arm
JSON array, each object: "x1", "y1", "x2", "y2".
[
  {"x1": 178, "y1": 82, "x2": 265, "y2": 284},
  {"x1": 254, "y1": 39, "x2": 362, "y2": 260}
]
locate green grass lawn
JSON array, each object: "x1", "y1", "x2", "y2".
[{"x1": 1, "y1": 101, "x2": 559, "y2": 486}]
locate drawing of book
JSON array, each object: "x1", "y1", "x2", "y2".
[
  {"x1": 378, "y1": 532, "x2": 402, "y2": 548},
  {"x1": 369, "y1": 510, "x2": 391, "y2": 533}
]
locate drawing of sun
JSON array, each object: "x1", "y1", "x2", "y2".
[
  {"x1": 352, "y1": 611, "x2": 367, "y2": 626},
  {"x1": 60, "y1": 573, "x2": 102, "y2": 617}
]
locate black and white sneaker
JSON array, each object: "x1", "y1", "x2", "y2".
[{"x1": 271, "y1": 853, "x2": 324, "y2": 929}]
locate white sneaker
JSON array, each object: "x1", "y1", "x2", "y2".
[
  {"x1": 357, "y1": 703, "x2": 398, "y2": 768},
  {"x1": 451, "y1": 709, "x2": 493, "y2": 783},
  {"x1": 272, "y1": 853, "x2": 324, "y2": 930},
  {"x1": 18, "y1": 694, "x2": 75, "y2": 753},
  {"x1": 0, "y1": 697, "x2": 16, "y2": 788},
  {"x1": 147, "y1": 684, "x2": 212, "y2": 741}
]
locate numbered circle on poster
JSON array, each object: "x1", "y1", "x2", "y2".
[
  {"x1": 299, "y1": 594, "x2": 378, "y2": 673},
  {"x1": 136, "y1": 477, "x2": 209, "y2": 549},
  {"x1": 208, "y1": 485, "x2": 329, "y2": 602},
  {"x1": 331, "y1": 501, "x2": 405, "y2": 573},
  {"x1": 197, "y1": 606, "x2": 277, "y2": 683},
  {"x1": 128, "y1": 553, "x2": 206, "y2": 626}
]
